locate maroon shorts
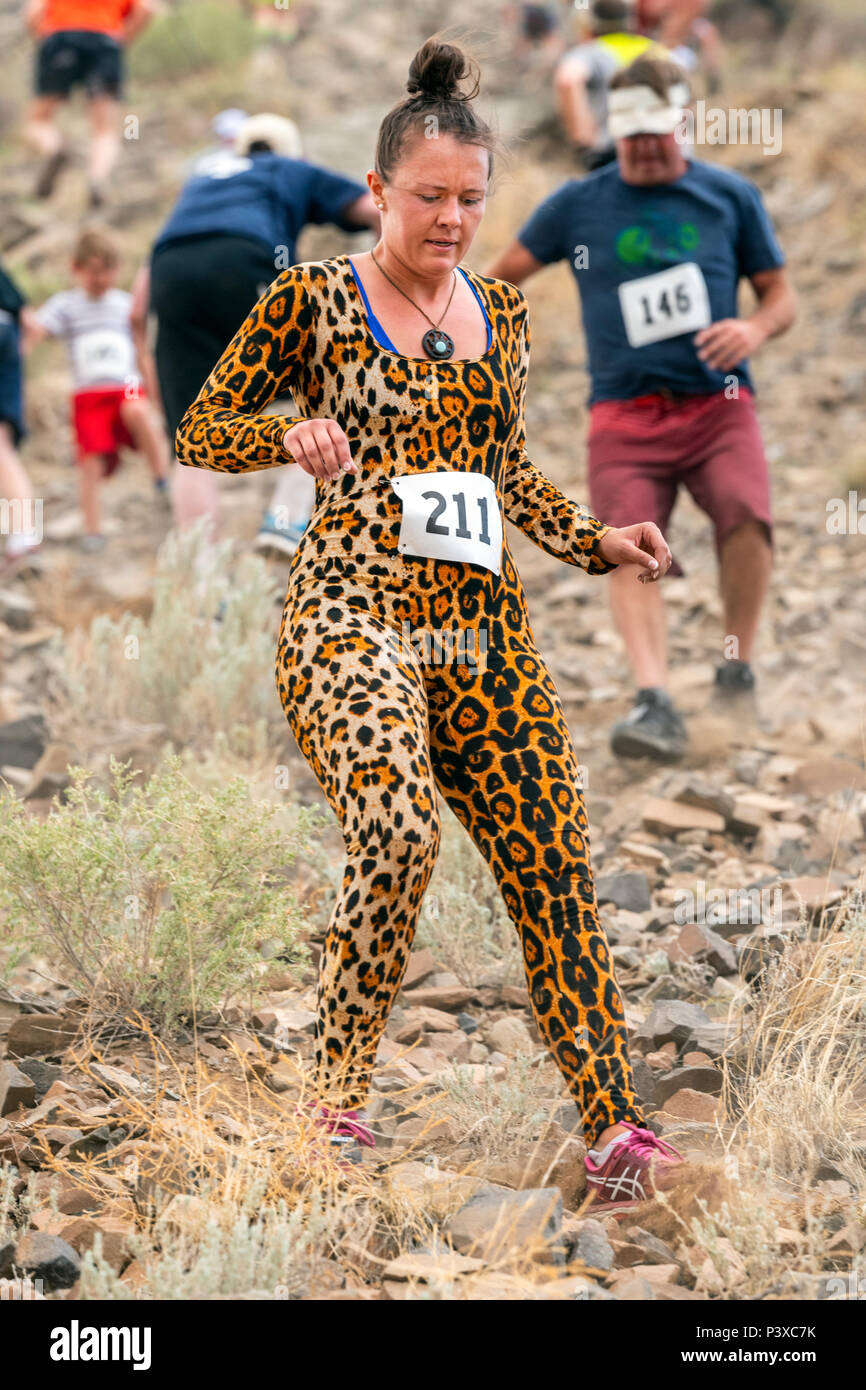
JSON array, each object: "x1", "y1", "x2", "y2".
[{"x1": 587, "y1": 387, "x2": 772, "y2": 577}]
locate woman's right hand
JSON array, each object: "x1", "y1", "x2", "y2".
[{"x1": 282, "y1": 420, "x2": 356, "y2": 480}]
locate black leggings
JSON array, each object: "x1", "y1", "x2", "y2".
[{"x1": 149, "y1": 234, "x2": 278, "y2": 444}]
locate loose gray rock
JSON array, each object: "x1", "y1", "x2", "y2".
[
  {"x1": 653, "y1": 1065, "x2": 723, "y2": 1104},
  {"x1": 675, "y1": 779, "x2": 735, "y2": 823},
  {"x1": 445, "y1": 1184, "x2": 564, "y2": 1265},
  {"x1": 597, "y1": 871, "x2": 651, "y2": 913},
  {"x1": 552, "y1": 1101, "x2": 583, "y2": 1134},
  {"x1": 646, "y1": 908, "x2": 678, "y2": 933},
  {"x1": 642, "y1": 975, "x2": 687, "y2": 1003},
  {"x1": 0, "y1": 714, "x2": 47, "y2": 769},
  {"x1": 63, "y1": 1125, "x2": 116, "y2": 1159},
  {"x1": 14, "y1": 1232, "x2": 80, "y2": 1291},
  {"x1": 0, "y1": 1061, "x2": 36, "y2": 1116},
  {"x1": 630, "y1": 1056, "x2": 657, "y2": 1107},
  {"x1": 568, "y1": 1219, "x2": 614, "y2": 1272},
  {"x1": 0, "y1": 589, "x2": 35, "y2": 630},
  {"x1": 621, "y1": 1226, "x2": 681, "y2": 1267},
  {"x1": 689, "y1": 1022, "x2": 734, "y2": 1059},
  {"x1": 676, "y1": 923, "x2": 738, "y2": 976},
  {"x1": 738, "y1": 930, "x2": 790, "y2": 981},
  {"x1": 15, "y1": 1058, "x2": 62, "y2": 1100},
  {"x1": 611, "y1": 944, "x2": 643, "y2": 970},
  {"x1": 636, "y1": 1001, "x2": 712, "y2": 1050}
]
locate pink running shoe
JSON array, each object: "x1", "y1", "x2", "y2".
[
  {"x1": 305, "y1": 1101, "x2": 376, "y2": 1166},
  {"x1": 585, "y1": 1122, "x2": 683, "y2": 1214}
]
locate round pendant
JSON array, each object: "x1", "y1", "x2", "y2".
[{"x1": 422, "y1": 328, "x2": 455, "y2": 360}]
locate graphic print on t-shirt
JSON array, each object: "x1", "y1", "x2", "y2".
[{"x1": 615, "y1": 210, "x2": 700, "y2": 269}]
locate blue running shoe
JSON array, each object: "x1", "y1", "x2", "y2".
[{"x1": 254, "y1": 511, "x2": 310, "y2": 558}]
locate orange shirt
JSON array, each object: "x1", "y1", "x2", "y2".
[{"x1": 39, "y1": 0, "x2": 134, "y2": 39}]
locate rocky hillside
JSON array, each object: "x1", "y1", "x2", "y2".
[{"x1": 0, "y1": 0, "x2": 864, "y2": 1303}]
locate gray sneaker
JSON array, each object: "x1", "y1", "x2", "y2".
[
  {"x1": 713, "y1": 659, "x2": 756, "y2": 695},
  {"x1": 610, "y1": 688, "x2": 688, "y2": 762},
  {"x1": 711, "y1": 658, "x2": 759, "y2": 721},
  {"x1": 80, "y1": 533, "x2": 107, "y2": 554}
]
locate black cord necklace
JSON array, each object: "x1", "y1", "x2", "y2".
[{"x1": 370, "y1": 249, "x2": 457, "y2": 360}]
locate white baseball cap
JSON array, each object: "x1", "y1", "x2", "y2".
[{"x1": 607, "y1": 81, "x2": 690, "y2": 139}]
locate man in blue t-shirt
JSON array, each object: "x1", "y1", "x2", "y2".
[
  {"x1": 136, "y1": 112, "x2": 378, "y2": 540},
  {"x1": 487, "y1": 54, "x2": 795, "y2": 761}
]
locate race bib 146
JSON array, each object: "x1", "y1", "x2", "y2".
[
  {"x1": 618, "y1": 262, "x2": 711, "y2": 349},
  {"x1": 391, "y1": 470, "x2": 503, "y2": 575}
]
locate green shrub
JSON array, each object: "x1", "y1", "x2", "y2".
[
  {"x1": 46, "y1": 520, "x2": 285, "y2": 760},
  {"x1": 129, "y1": 0, "x2": 256, "y2": 83},
  {"x1": 0, "y1": 756, "x2": 313, "y2": 1034}
]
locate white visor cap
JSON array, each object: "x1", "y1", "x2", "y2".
[
  {"x1": 235, "y1": 114, "x2": 303, "y2": 159},
  {"x1": 607, "y1": 81, "x2": 690, "y2": 140}
]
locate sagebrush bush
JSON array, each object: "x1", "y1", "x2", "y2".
[
  {"x1": 129, "y1": 0, "x2": 256, "y2": 82},
  {"x1": 723, "y1": 898, "x2": 866, "y2": 1191},
  {"x1": 437, "y1": 1054, "x2": 561, "y2": 1161},
  {"x1": 45, "y1": 521, "x2": 285, "y2": 759},
  {"x1": 0, "y1": 755, "x2": 313, "y2": 1033}
]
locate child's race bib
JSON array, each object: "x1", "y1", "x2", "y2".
[
  {"x1": 391, "y1": 470, "x2": 503, "y2": 575},
  {"x1": 72, "y1": 329, "x2": 136, "y2": 385},
  {"x1": 618, "y1": 262, "x2": 711, "y2": 348}
]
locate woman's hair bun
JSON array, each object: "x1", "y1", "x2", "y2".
[{"x1": 406, "y1": 38, "x2": 480, "y2": 103}]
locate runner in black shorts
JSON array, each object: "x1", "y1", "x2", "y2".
[
  {"x1": 35, "y1": 29, "x2": 125, "y2": 99},
  {"x1": 24, "y1": 0, "x2": 154, "y2": 207},
  {"x1": 135, "y1": 114, "x2": 379, "y2": 538}
]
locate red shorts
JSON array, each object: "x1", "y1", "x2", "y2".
[
  {"x1": 72, "y1": 386, "x2": 142, "y2": 477},
  {"x1": 587, "y1": 387, "x2": 772, "y2": 577}
]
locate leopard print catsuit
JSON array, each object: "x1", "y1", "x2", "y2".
[{"x1": 177, "y1": 254, "x2": 644, "y2": 1144}]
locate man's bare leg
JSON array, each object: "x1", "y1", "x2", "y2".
[
  {"x1": 718, "y1": 520, "x2": 772, "y2": 666},
  {"x1": 608, "y1": 564, "x2": 668, "y2": 689},
  {"x1": 87, "y1": 93, "x2": 120, "y2": 203},
  {"x1": 172, "y1": 460, "x2": 219, "y2": 540},
  {"x1": 24, "y1": 95, "x2": 69, "y2": 197}
]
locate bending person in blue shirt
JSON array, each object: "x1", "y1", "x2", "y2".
[
  {"x1": 131, "y1": 113, "x2": 379, "y2": 541},
  {"x1": 487, "y1": 54, "x2": 796, "y2": 761}
]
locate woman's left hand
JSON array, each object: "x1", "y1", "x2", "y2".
[{"x1": 596, "y1": 522, "x2": 672, "y2": 584}]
